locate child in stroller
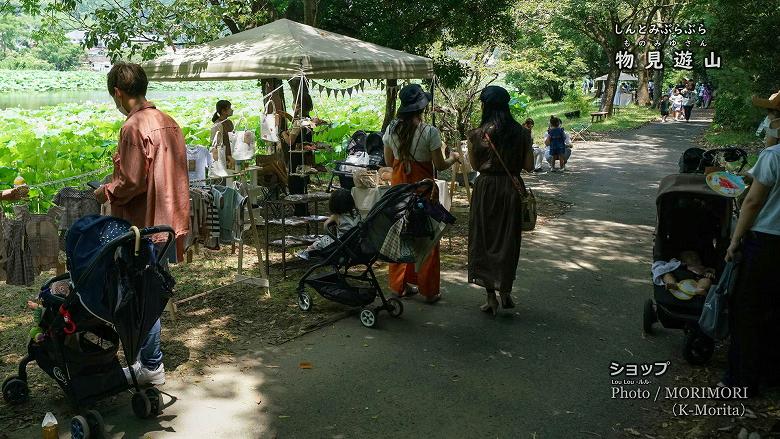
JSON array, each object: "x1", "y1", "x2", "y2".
[
  {"x1": 2, "y1": 216, "x2": 175, "y2": 439},
  {"x1": 297, "y1": 189, "x2": 361, "y2": 260},
  {"x1": 297, "y1": 180, "x2": 453, "y2": 328},
  {"x1": 654, "y1": 250, "x2": 717, "y2": 297}
]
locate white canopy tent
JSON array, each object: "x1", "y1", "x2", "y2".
[{"x1": 142, "y1": 19, "x2": 433, "y2": 81}]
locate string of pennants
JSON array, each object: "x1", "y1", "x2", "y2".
[{"x1": 308, "y1": 78, "x2": 411, "y2": 97}]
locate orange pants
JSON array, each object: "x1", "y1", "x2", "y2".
[{"x1": 388, "y1": 159, "x2": 440, "y2": 297}]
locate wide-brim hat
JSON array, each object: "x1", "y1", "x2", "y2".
[
  {"x1": 398, "y1": 84, "x2": 432, "y2": 113},
  {"x1": 752, "y1": 90, "x2": 780, "y2": 110}
]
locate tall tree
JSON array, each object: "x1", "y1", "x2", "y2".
[{"x1": 557, "y1": 0, "x2": 650, "y2": 114}]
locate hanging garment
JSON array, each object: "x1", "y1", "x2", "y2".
[
  {"x1": 52, "y1": 187, "x2": 101, "y2": 232},
  {"x1": 24, "y1": 207, "x2": 62, "y2": 274},
  {"x1": 212, "y1": 185, "x2": 244, "y2": 244},
  {"x1": 0, "y1": 210, "x2": 7, "y2": 281},
  {"x1": 5, "y1": 216, "x2": 34, "y2": 286},
  {"x1": 187, "y1": 145, "x2": 214, "y2": 184}
]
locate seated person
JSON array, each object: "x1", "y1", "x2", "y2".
[
  {"x1": 652, "y1": 250, "x2": 717, "y2": 295},
  {"x1": 297, "y1": 189, "x2": 361, "y2": 260},
  {"x1": 543, "y1": 116, "x2": 573, "y2": 171}
]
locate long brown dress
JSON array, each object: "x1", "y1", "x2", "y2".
[{"x1": 467, "y1": 125, "x2": 532, "y2": 292}]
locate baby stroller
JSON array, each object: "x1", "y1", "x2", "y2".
[
  {"x1": 1, "y1": 215, "x2": 175, "y2": 438},
  {"x1": 327, "y1": 130, "x2": 386, "y2": 191},
  {"x1": 297, "y1": 180, "x2": 451, "y2": 328},
  {"x1": 643, "y1": 173, "x2": 735, "y2": 365}
]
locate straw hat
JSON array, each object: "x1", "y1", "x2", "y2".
[{"x1": 752, "y1": 90, "x2": 780, "y2": 110}]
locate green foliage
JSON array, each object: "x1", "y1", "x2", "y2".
[
  {"x1": 508, "y1": 92, "x2": 531, "y2": 121},
  {"x1": 563, "y1": 88, "x2": 593, "y2": 117},
  {"x1": 0, "y1": 52, "x2": 51, "y2": 69},
  {"x1": 33, "y1": 35, "x2": 85, "y2": 71},
  {"x1": 711, "y1": 67, "x2": 764, "y2": 132},
  {"x1": 0, "y1": 69, "x2": 260, "y2": 92},
  {"x1": 0, "y1": 88, "x2": 386, "y2": 207}
]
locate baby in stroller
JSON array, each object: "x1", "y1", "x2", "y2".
[
  {"x1": 297, "y1": 189, "x2": 361, "y2": 260},
  {"x1": 654, "y1": 250, "x2": 717, "y2": 295}
]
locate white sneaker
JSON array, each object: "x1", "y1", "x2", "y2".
[{"x1": 124, "y1": 362, "x2": 166, "y2": 386}]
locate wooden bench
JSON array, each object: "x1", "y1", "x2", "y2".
[{"x1": 590, "y1": 111, "x2": 608, "y2": 123}]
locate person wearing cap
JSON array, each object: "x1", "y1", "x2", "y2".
[
  {"x1": 721, "y1": 90, "x2": 780, "y2": 395},
  {"x1": 467, "y1": 86, "x2": 533, "y2": 315},
  {"x1": 382, "y1": 84, "x2": 460, "y2": 303}
]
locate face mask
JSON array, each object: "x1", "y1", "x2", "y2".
[
  {"x1": 114, "y1": 95, "x2": 128, "y2": 116},
  {"x1": 765, "y1": 117, "x2": 780, "y2": 141},
  {"x1": 756, "y1": 116, "x2": 770, "y2": 137}
]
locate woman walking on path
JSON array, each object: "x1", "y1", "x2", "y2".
[
  {"x1": 382, "y1": 84, "x2": 460, "y2": 303},
  {"x1": 722, "y1": 90, "x2": 780, "y2": 396},
  {"x1": 681, "y1": 81, "x2": 698, "y2": 122},
  {"x1": 467, "y1": 86, "x2": 533, "y2": 315}
]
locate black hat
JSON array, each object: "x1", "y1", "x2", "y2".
[
  {"x1": 398, "y1": 84, "x2": 432, "y2": 113},
  {"x1": 480, "y1": 86, "x2": 511, "y2": 106}
]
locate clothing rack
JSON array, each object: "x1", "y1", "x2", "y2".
[{"x1": 173, "y1": 166, "x2": 270, "y2": 314}]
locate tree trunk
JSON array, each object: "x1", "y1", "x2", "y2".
[
  {"x1": 652, "y1": 68, "x2": 664, "y2": 108},
  {"x1": 636, "y1": 47, "x2": 651, "y2": 106},
  {"x1": 382, "y1": 79, "x2": 398, "y2": 131},
  {"x1": 303, "y1": 0, "x2": 318, "y2": 27},
  {"x1": 602, "y1": 64, "x2": 619, "y2": 115}
]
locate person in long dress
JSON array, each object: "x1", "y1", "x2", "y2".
[
  {"x1": 382, "y1": 84, "x2": 460, "y2": 303},
  {"x1": 467, "y1": 86, "x2": 533, "y2": 315}
]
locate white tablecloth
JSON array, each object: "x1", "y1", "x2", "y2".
[{"x1": 351, "y1": 180, "x2": 451, "y2": 217}]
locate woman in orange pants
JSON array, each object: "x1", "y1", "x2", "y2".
[{"x1": 382, "y1": 84, "x2": 460, "y2": 302}]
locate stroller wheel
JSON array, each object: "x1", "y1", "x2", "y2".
[
  {"x1": 70, "y1": 415, "x2": 91, "y2": 439},
  {"x1": 85, "y1": 409, "x2": 106, "y2": 437},
  {"x1": 387, "y1": 298, "x2": 404, "y2": 318},
  {"x1": 359, "y1": 308, "x2": 377, "y2": 328},
  {"x1": 131, "y1": 391, "x2": 152, "y2": 419},
  {"x1": 297, "y1": 291, "x2": 312, "y2": 312},
  {"x1": 145, "y1": 387, "x2": 163, "y2": 416},
  {"x1": 1, "y1": 376, "x2": 29, "y2": 405},
  {"x1": 683, "y1": 329, "x2": 715, "y2": 366},
  {"x1": 643, "y1": 299, "x2": 656, "y2": 335}
]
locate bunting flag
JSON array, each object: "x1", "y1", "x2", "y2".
[
  {"x1": 326, "y1": 88, "x2": 332, "y2": 98},
  {"x1": 380, "y1": 82, "x2": 385, "y2": 91},
  {"x1": 347, "y1": 87, "x2": 353, "y2": 97}
]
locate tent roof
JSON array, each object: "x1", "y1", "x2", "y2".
[
  {"x1": 142, "y1": 19, "x2": 433, "y2": 81},
  {"x1": 594, "y1": 73, "x2": 638, "y2": 81}
]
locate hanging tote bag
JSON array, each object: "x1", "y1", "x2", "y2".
[
  {"x1": 231, "y1": 117, "x2": 257, "y2": 161},
  {"x1": 482, "y1": 132, "x2": 537, "y2": 232},
  {"x1": 698, "y1": 261, "x2": 737, "y2": 341},
  {"x1": 260, "y1": 100, "x2": 280, "y2": 143},
  {"x1": 209, "y1": 120, "x2": 231, "y2": 177}
]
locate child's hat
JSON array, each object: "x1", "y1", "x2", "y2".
[{"x1": 752, "y1": 90, "x2": 780, "y2": 110}]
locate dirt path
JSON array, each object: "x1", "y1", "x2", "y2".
[{"x1": 5, "y1": 112, "x2": 717, "y2": 438}]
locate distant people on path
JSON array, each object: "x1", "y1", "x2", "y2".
[
  {"x1": 545, "y1": 116, "x2": 571, "y2": 171},
  {"x1": 722, "y1": 90, "x2": 780, "y2": 396},
  {"x1": 94, "y1": 62, "x2": 190, "y2": 387},
  {"x1": 467, "y1": 85, "x2": 533, "y2": 315},
  {"x1": 671, "y1": 89, "x2": 684, "y2": 121},
  {"x1": 660, "y1": 95, "x2": 671, "y2": 122},
  {"x1": 701, "y1": 84, "x2": 712, "y2": 109},
  {"x1": 383, "y1": 84, "x2": 459, "y2": 303},
  {"x1": 681, "y1": 81, "x2": 698, "y2": 122}
]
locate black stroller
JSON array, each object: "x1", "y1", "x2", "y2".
[
  {"x1": 327, "y1": 130, "x2": 386, "y2": 192},
  {"x1": 297, "y1": 180, "x2": 452, "y2": 328},
  {"x1": 1, "y1": 215, "x2": 175, "y2": 438},
  {"x1": 643, "y1": 173, "x2": 736, "y2": 365}
]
